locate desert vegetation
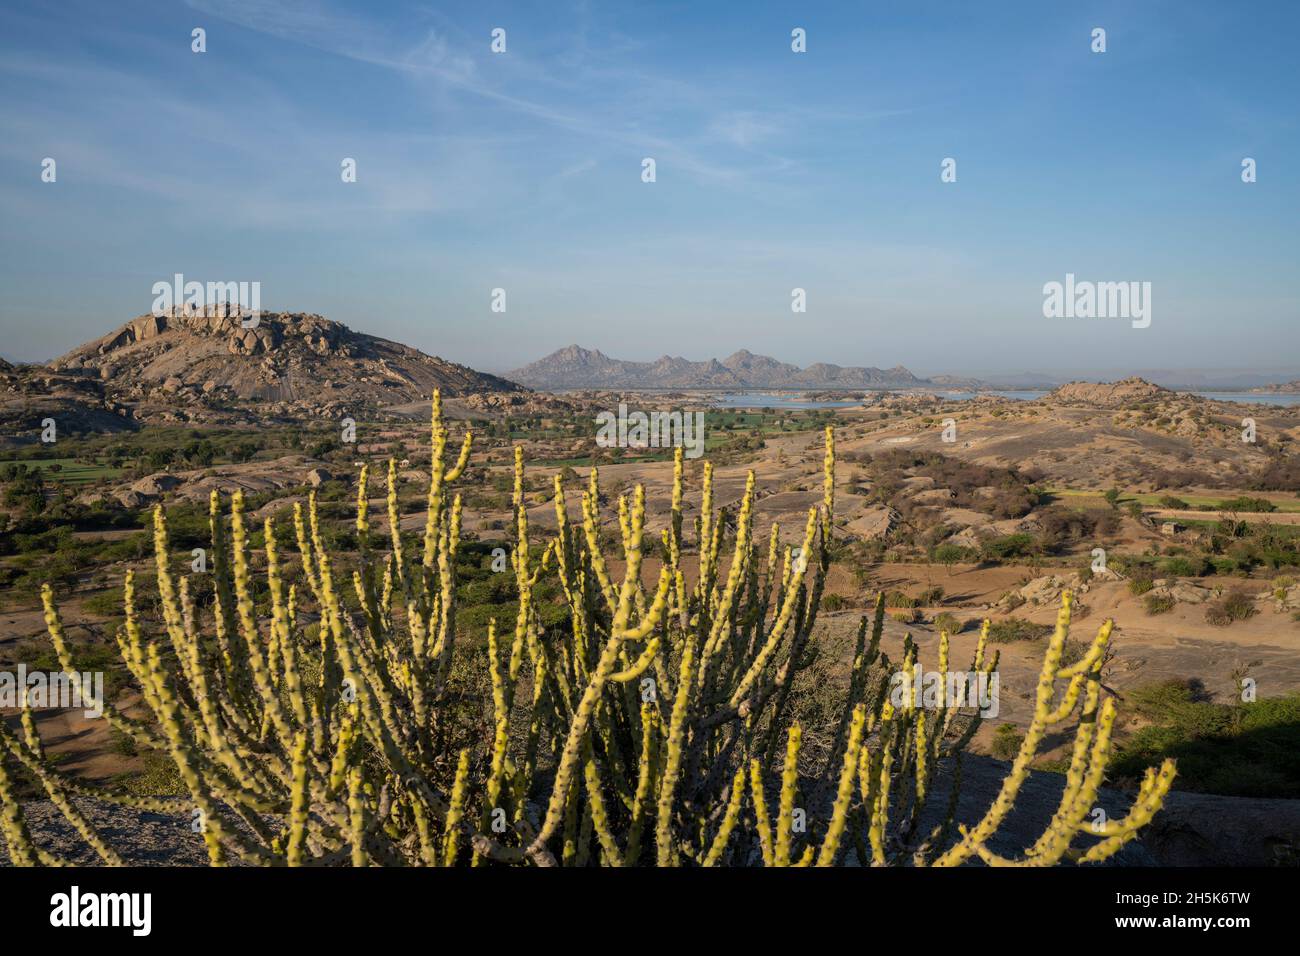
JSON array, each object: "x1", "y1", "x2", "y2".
[{"x1": 0, "y1": 396, "x2": 1174, "y2": 866}]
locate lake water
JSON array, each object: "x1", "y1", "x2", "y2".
[
  {"x1": 934, "y1": 390, "x2": 1049, "y2": 402},
  {"x1": 713, "y1": 389, "x2": 1300, "y2": 409},
  {"x1": 713, "y1": 392, "x2": 864, "y2": 409},
  {"x1": 1190, "y1": 392, "x2": 1300, "y2": 406}
]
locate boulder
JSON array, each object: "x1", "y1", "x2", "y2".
[
  {"x1": 131, "y1": 474, "x2": 182, "y2": 497},
  {"x1": 995, "y1": 572, "x2": 1089, "y2": 611}
]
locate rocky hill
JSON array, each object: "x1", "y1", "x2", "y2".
[
  {"x1": 54, "y1": 308, "x2": 522, "y2": 403},
  {"x1": 1046, "y1": 376, "x2": 1174, "y2": 408},
  {"x1": 509, "y1": 344, "x2": 927, "y2": 390},
  {"x1": 0, "y1": 308, "x2": 530, "y2": 434},
  {"x1": 0, "y1": 308, "x2": 528, "y2": 434}
]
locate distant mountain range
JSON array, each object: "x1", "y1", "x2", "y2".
[
  {"x1": 508, "y1": 345, "x2": 931, "y2": 390},
  {"x1": 507, "y1": 348, "x2": 1300, "y2": 393}
]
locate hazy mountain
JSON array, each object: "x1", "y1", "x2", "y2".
[{"x1": 509, "y1": 345, "x2": 927, "y2": 390}]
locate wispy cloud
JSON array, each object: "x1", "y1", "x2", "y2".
[{"x1": 183, "y1": 0, "x2": 880, "y2": 192}]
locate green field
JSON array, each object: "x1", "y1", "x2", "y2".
[{"x1": 0, "y1": 458, "x2": 123, "y2": 486}]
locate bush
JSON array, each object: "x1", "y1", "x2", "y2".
[
  {"x1": 1209, "y1": 556, "x2": 1241, "y2": 576},
  {"x1": 987, "y1": 617, "x2": 1051, "y2": 643},
  {"x1": 991, "y1": 724, "x2": 1024, "y2": 761},
  {"x1": 1205, "y1": 590, "x2": 1258, "y2": 626},
  {"x1": 916, "y1": 585, "x2": 945, "y2": 605},
  {"x1": 932, "y1": 611, "x2": 965, "y2": 635},
  {"x1": 1161, "y1": 555, "x2": 1208, "y2": 577},
  {"x1": 1143, "y1": 593, "x2": 1175, "y2": 615},
  {"x1": 1128, "y1": 573, "x2": 1155, "y2": 596},
  {"x1": 980, "y1": 533, "x2": 1035, "y2": 562},
  {"x1": 931, "y1": 542, "x2": 972, "y2": 570},
  {"x1": 1112, "y1": 683, "x2": 1300, "y2": 798},
  {"x1": 1217, "y1": 496, "x2": 1276, "y2": 513}
]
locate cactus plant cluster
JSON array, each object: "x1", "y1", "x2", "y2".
[{"x1": 0, "y1": 393, "x2": 1173, "y2": 866}]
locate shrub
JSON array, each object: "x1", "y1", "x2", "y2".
[
  {"x1": 1209, "y1": 556, "x2": 1241, "y2": 576},
  {"x1": 1205, "y1": 590, "x2": 1258, "y2": 626},
  {"x1": 987, "y1": 617, "x2": 1051, "y2": 643},
  {"x1": 1217, "y1": 496, "x2": 1276, "y2": 513},
  {"x1": 1161, "y1": 555, "x2": 1208, "y2": 577},
  {"x1": 1128, "y1": 573, "x2": 1155, "y2": 596},
  {"x1": 916, "y1": 585, "x2": 945, "y2": 605},
  {"x1": 931, "y1": 542, "x2": 971, "y2": 571},
  {"x1": 1112, "y1": 683, "x2": 1300, "y2": 798},
  {"x1": 980, "y1": 533, "x2": 1035, "y2": 562},
  {"x1": 991, "y1": 724, "x2": 1024, "y2": 761},
  {"x1": 932, "y1": 611, "x2": 965, "y2": 635},
  {"x1": 1143, "y1": 593, "x2": 1175, "y2": 615}
]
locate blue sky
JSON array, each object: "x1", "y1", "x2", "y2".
[{"x1": 0, "y1": 0, "x2": 1296, "y2": 376}]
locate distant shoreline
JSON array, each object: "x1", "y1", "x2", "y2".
[{"x1": 540, "y1": 386, "x2": 1300, "y2": 407}]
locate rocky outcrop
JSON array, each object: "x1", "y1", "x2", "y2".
[
  {"x1": 0, "y1": 362, "x2": 136, "y2": 438},
  {"x1": 11, "y1": 309, "x2": 527, "y2": 430},
  {"x1": 993, "y1": 572, "x2": 1092, "y2": 611},
  {"x1": 1047, "y1": 377, "x2": 1172, "y2": 408}
]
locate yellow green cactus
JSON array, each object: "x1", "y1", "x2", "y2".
[{"x1": 0, "y1": 394, "x2": 1173, "y2": 867}]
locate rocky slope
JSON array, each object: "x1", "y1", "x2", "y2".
[
  {"x1": 2, "y1": 308, "x2": 528, "y2": 435},
  {"x1": 1046, "y1": 376, "x2": 1173, "y2": 407},
  {"x1": 54, "y1": 308, "x2": 523, "y2": 404},
  {"x1": 509, "y1": 344, "x2": 927, "y2": 390},
  {"x1": 0, "y1": 363, "x2": 137, "y2": 434}
]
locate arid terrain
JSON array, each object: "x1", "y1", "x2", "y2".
[{"x1": 2, "y1": 312, "x2": 1299, "y2": 864}]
